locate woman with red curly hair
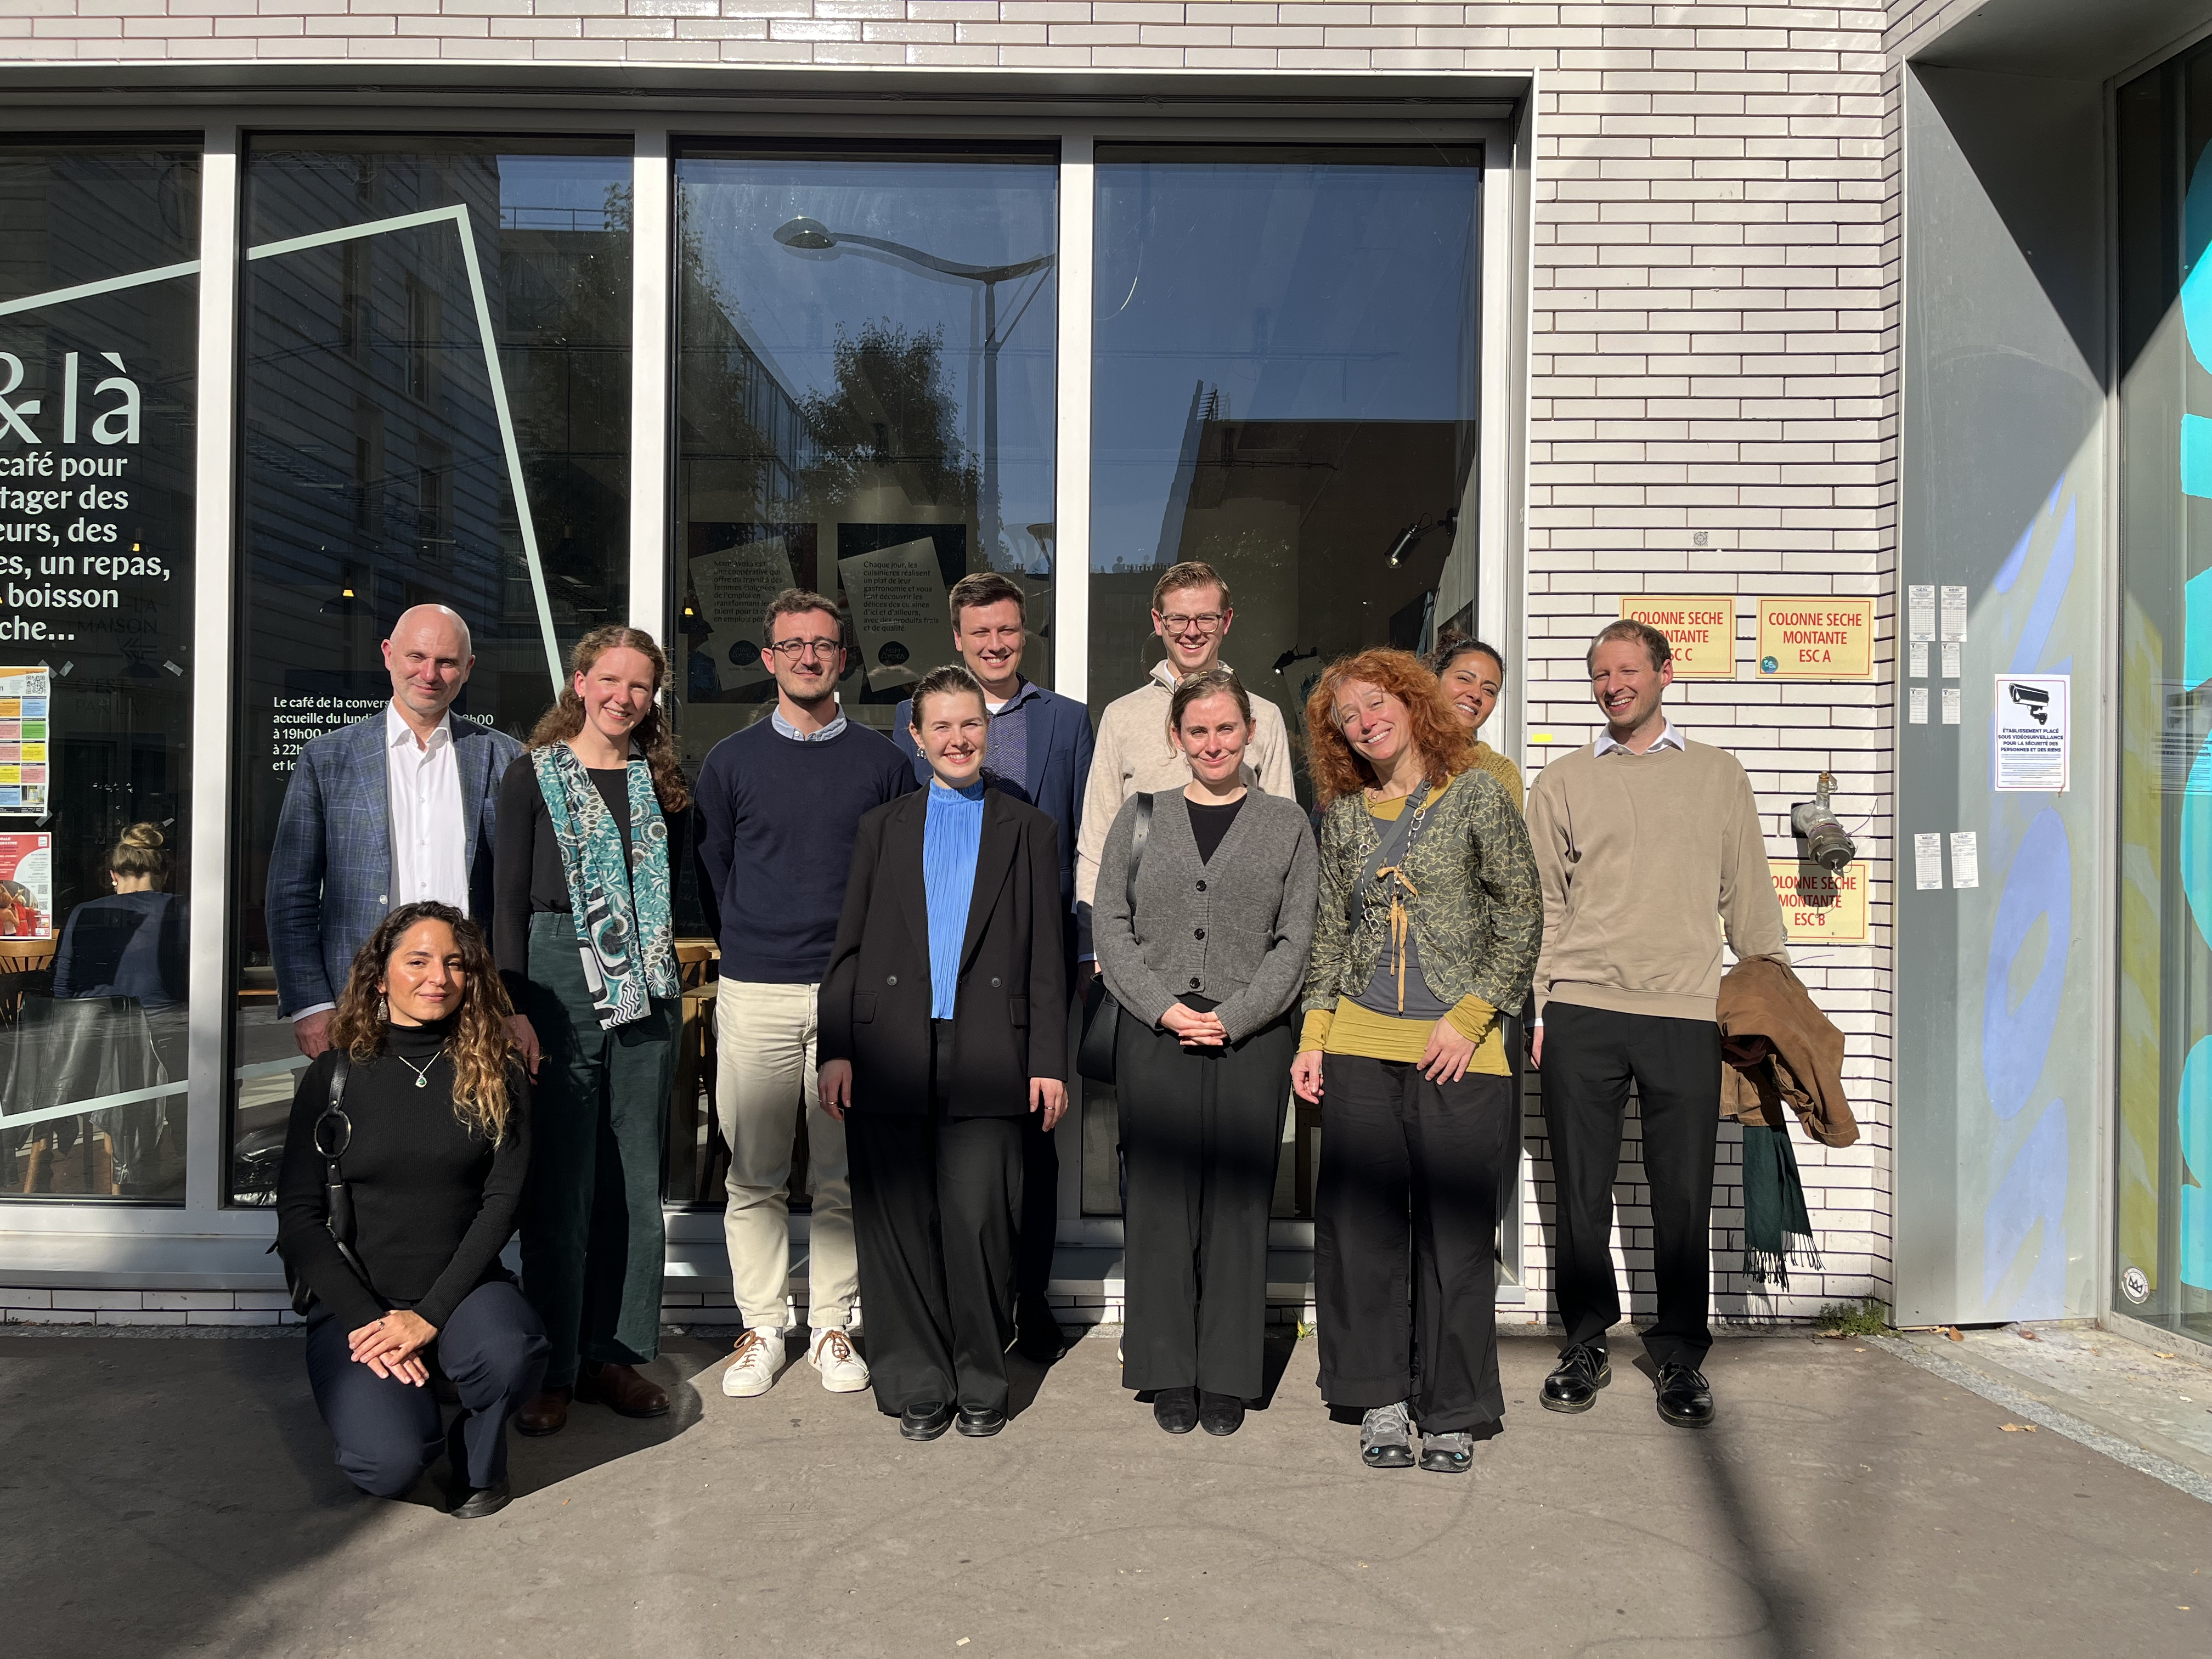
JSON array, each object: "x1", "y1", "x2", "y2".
[{"x1": 1291, "y1": 648, "x2": 1541, "y2": 1475}]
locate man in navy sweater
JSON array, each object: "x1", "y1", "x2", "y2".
[
  {"x1": 893, "y1": 572, "x2": 1094, "y2": 1359},
  {"x1": 697, "y1": 589, "x2": 917, "y2": 1401}
]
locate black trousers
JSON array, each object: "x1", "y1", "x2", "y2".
[
  {"x1": 1116, "y1": 1012, "x2": 1291, "y2": 1400},
  {"x1": 847, "y1": 1022, "x2": 1025, "y2": 1415},
  {"x1": 1538, "y1": 1001, "x2": 1722, "y2": 1369},
  {"x1": 1314, "y1": 1054, "x2": 1515, "y2": 1433},
  {"x1": 304, "y1": 1279, "x2": 548, "y2": 1498}
]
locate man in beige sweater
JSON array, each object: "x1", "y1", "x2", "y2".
[
  {"x1": 1074, "y1": 561, "x2": 1296, "y2": 973},
  {"x1": 1525, "y1": 618, "x2": 1789, "y2": 1430}
]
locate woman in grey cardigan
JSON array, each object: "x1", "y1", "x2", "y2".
[{"x1": 1094, "y1": 667, "x2": 1319, "y2": 1437}]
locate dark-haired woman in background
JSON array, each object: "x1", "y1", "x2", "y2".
[
  {"x1": 52, "y1": 822, "x2": 189, "y2": 1189},
  {"x1": 496, "y1": 626, "x2": 691, "y2": 1437},
  {"x1": 276, "y1": 901, "x2": 543, "y2": 1519},
  {"x1": 1093, "y1": 667, "x2": 1317, "y2": 1438},
  {"x1": 1432, "y1": 639, "x2": 1522, "y2": 811},
  {"x1": 1292, "y1": 649, "x2": 1540, "y2": 1475}
]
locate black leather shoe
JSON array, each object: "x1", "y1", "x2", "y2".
[
  {"x1": 450, "y1": 1479, "x2": 511, "y2": 1520},
  {"x1": 900, "y1": 1402, "x2": 954, "y2": 1442},
  {"x1": 1014, "y1": 1298, "x2": 1070, "y2": 1363},
  {"x1": 1541, "y1": 1344, "x2": 1611, "y2": 1414},
  {"x1": 1655, "y1": 1362, "x2": 1714, "y2": 1428},
  {"x1": 1152, "y1": 1385, "x2": 1199, "y2": 1434},
  {"x1": 1198, "y1": 1391, "x2": 1244, "y2": 1437},
  {"x1": 956, "y1": 1404, "x2": 1007, "y2": 1438}
]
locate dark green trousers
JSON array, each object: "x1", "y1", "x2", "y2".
[{"x1": 518, "y1": 911, "x2": 677, "y2": 1389}]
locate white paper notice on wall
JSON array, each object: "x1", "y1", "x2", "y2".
[
  {"x1": 1909, "y1": 584, "x2": 1936, "y2": 642},
  {"x1": 1940, "y1": 584, "x2": 1968, "y2": 641},
  {"x1": 1909, "y1": 640, "x2": 1928, "y2": 678},
  {"x1": 1942, "y1": 686, "x2": 1962, "y2": 725},
  {"x1": 1949, "y1": 831, "x2": 1979, "y2": 889},
  {"x1": 1940, "y1": 640, "x2": 1961, "y2": 679},
  {"x1": 1909, "y1": 686, "x2": 1929, "y2": 724},
  {"x1": 1994, "y1": 673, "x2": 2070, "y2": 792},
  {"x1": 1914, "y1": 832, "x2": 1945, "y2": 891}
]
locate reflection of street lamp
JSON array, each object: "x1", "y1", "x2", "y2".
[{"x1": 774, "y1": 216, "x2": 1053, "y2": 566}]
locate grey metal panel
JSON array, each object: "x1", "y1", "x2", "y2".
[{"x1": 1897, "y1": 65, "x2": 2109, "y2": 1325}]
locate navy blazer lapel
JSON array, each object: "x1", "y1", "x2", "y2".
[
  {"x1": 349, "y1": 710, "x2": 393, "y2": 889},
  {"x1": 455, "y1": 720, "x2": 490, "y2": 852},
  {"x1": 958, "y1": 789, "x2": 1019, "y2": 970},
  {"x1": 889, "y1": 791, "x2": 931, "y2": 961},
  {"x1": 1024, "y1": 693, "x2": 1057, "y2": 801}
]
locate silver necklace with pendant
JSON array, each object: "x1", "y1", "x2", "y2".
[{"x1": 396, "y1": 1051, "x2": 437, "y2": 1090}]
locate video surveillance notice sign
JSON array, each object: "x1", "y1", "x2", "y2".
[{"x1": 1994, "y1": 673, "x2": 2068, "y2": 792}]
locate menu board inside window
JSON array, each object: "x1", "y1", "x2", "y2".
[{"x1": 0, "y1": 666, "x2": 52, "y2": 813}]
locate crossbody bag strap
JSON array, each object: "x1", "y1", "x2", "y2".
[
  {"x1": 1345, "y1": 780, "x2": 1432, "y2": 927},
  {"x1": 319, "y1": 1052, "x2": 371, "y2": 1286},
  {"x1": 1127, "y1": 791, "x2": 1154, "y2": 921}
]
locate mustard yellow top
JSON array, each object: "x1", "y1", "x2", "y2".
[{"x1": 1295, "y1": 786, "x2": 1510, "y2": 1075}]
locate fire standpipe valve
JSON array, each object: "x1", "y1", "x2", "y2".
[{"x1": 1790, "y1": 772, "x2": 1856, "y2": 873}]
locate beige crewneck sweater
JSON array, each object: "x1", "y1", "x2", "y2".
[{"x1": 1525, "y1": 734, "x2": 1788, "y2": 1023}]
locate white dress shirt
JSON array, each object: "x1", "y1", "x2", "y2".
[
  {"x1": 1592, "y1": 718, "x2": 1687, "y2": 758},
  {"x1": 292, "y1": 703, "x2": 472, "y2": 1026},
  {"x1": 386, "y1": 702, "x2": 471, "y2": 915}
]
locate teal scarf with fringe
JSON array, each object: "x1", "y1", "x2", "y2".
[{"x1": 532, "y1": 742, "x2": 678, "y2": 1030}]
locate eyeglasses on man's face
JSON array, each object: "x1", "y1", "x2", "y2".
[
  {"x1": 768, "y1": 637, "x2": 843, "y2": 661},
  {"x1": 1156, "y1": 611, "x2": 1227, "y2": 635}
]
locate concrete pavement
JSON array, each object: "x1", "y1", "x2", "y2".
[{"x1": 2, "y1": 1326, "x2": 2207, "y2": 1658}]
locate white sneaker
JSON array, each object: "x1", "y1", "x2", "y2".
[
  {"x1": 808, "y1": 1327, "x2": 871, "y2": 1393},
  {"x1": 721, "y1": 1327, "x2": 785, "y2": 1398}
]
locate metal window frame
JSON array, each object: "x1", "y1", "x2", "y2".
[{"x1": 0, "y1": 92, "x2": 1531, "y2": 1294}]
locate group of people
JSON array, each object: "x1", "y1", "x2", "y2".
[{"x1": 272, "y1": 557, "x2": 1790, "y2": 1517}]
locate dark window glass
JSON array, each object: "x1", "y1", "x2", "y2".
[
  {"x1": 1082, "y1": 145, "x2": 1481, "y2": 1217},
  {"x1": 227, "y1": 138, "x2": 630, "y2": 1205},
  {"x1": 0, "y1": 141, "x2": 199, "y2": 1201},
  {"x1": 668, "y1": 143, "x2": 1056, "y2": 1205}
]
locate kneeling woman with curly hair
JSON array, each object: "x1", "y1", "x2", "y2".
[{"x1": 276, "y1": 901, "x2": 545, "y2": 1518}]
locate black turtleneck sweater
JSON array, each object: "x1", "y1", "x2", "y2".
[{"x1": 275, "y1": 1015, "x2": 532, "y2": 1333}]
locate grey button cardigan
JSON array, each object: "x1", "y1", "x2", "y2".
[{"x1": 1093, "y1": 788, "x2": 1321, "y2": 1046}]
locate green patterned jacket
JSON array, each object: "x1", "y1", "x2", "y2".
[{"x1": 1299, "y1": 767, "x2": 1543, "y2": 1024}]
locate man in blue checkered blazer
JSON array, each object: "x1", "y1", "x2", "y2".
[{"x1": 264, "y1": 605, "x2": 524, "y2": 1059}]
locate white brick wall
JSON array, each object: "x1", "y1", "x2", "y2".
[{"x1": 0, "y1": 0, "x2": 1903, "y2": 1326}]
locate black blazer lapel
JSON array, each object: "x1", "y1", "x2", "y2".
[
  {"x1": 958, "y1": 789, "x2": 1020, "y2": 971},
  {"x1": 888, "y1": 791, "x2": 932, "y2": 963}
]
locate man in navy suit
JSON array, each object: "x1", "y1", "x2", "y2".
[
  {"x1": 266, "y1": 604, "x2": 527, "y2": 1062},
  {"x1": 894, "y1": 571, "x2": 1093, "y2": 1358}
]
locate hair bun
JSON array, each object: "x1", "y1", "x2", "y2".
[{"x1": 119, "y1": 822, "x2": 166, "y2": 850}]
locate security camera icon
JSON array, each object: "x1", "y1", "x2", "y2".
[{"x1": 2008, "y1": 682, "x2": 2050, "y2": 725}]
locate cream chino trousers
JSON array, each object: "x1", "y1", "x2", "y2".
[{"x1": 715, "y1": 980, "x2": 857, "y2": 1333}]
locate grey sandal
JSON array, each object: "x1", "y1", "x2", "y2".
[{"x1": 1361, "y1": 1401, "x2": 1414, "y2": 1469}]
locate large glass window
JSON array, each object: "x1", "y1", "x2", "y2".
[
  {"x1": 0, "y1": 141, "x2": 199, "y2": 1201},
  {"x1": 1082, "y1": 145, "x2": 1482, "y2": 1217},
  {"x1": 227, "y1": 137, "x2": 631, "y2": 1204},
  {"x1": 668, "y1": 144, "x2": 1057, "y2": 1205},
  {"x1": 2117, "y1": 49, "x2": 2212, "y2": 1341}
]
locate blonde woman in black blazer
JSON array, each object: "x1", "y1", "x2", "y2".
[{"x1": 818, "y1": 665, "x2": 1069, "y2": 1444}]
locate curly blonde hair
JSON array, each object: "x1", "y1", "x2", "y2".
[
  {"x1": 1302, "y1": 648, "x2": 1475, "y2": 808},
  {"x1": 527, "y1": 625, "x2": 691, "y2": 813},
  {"x1": 328, "y1": 902, "x2": 517, "y2": 1145}
]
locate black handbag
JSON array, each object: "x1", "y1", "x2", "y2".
[
  {"x1": 268, "y1": 1053, "x2": 375, "y2": 1317},
  {"x1": 1076, "y1": 792, "x2": 1153, "y2": 1085}
]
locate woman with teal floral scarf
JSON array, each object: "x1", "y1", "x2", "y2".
[{"x1": 493, "y1": 625, "x2": 690, "y2": 1437}]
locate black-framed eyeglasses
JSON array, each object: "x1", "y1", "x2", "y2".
[
  {"x1": 1158, "y1": 611, "x2": 1227, "y2": 634},
  {"x1": 768, "y1": 637, "x2": 843, "y2": 661}
]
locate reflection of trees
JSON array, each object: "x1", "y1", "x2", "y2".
[{"x1": 799, "y1": 320, "x2": 977, "y2": 525}]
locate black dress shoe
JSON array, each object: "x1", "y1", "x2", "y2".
[
  {"x1": 900, "y1": 1402, "x2": 954, "y2": 1442},
  {"x1": 956, "y1": 1404, "x2": 1007, "y2": 1438},
  {"x1": 1014, "y1": 1299, "x2": 1070, "y2": 1363},
  {"x1": 450, "y1": 1479, "x2": 511, "y2": 1520},
  {"x1": 1655, "y1": 1362, "x2": 1714, "y2": 1428},
  {"x1": 1197, "y1": 1391, "x2": 1244, "y2": 1436},
  {"x1": 1152, "y1": 1385, "x2": 1199, "y2": 1434},
  {"x1": 1541, "y1": 1344, "x2": 1611, "y2": 1414}
]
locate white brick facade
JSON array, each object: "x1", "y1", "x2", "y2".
[{"x1": 0, "y1": 1, "x2": 1904, "y2": 1328}]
